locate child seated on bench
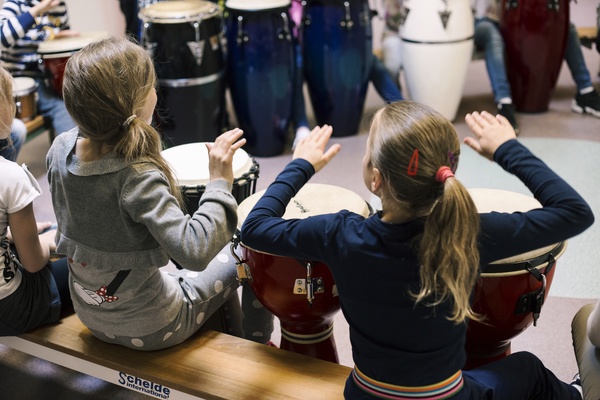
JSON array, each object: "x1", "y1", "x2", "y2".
[
  {"x1": 0, "y1": 66, "x2": 72, "y2": 336},
  {"x1": 46, "y1": 36, "x2": 273, "y2": 350}
]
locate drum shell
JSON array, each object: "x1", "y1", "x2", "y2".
[
  {"x1": 180, "y1": 157, "x2": 259, "y2": 214},
  {"x1": 240, "y1": 246, "x2": 340, "y2": 325},
  {"x1": 464, "y1": 246, "x2": 562, "y2": 369},
  {"x1": 225, "y1": 5, "x2": 295, "y2": 157},
  {"x1": 399, "y1": 0, "x2": 474, "y2": 121},
  {"x1": 302, "y1": 0, "x2": 372, "y2": 137},
  {"x1": 155, "y1": 78, "x2": 227, "y2": 147},
  {"x1": 140, "y1": 2, "x2": 227, "y2": 145},
  {"x1": 500, "y1": 0, "x2": 569, "y2": 113},
  {"x1": 12, "y1": 77, "x2": 39, "y2": 122},
  {"x1": 38, "y1": 32, "x2": 109, "y2": 97},
  {"x1": 139, "y1": 7, "x2": 224, "y2": 80}
]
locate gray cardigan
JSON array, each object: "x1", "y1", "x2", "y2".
[{"x1": 46, "y1": 129, "x2": 238, "y2": 336}]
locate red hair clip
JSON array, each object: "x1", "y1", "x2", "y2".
[{"x1": 407, "y1": 149, "x2": 419, "y2": 176}]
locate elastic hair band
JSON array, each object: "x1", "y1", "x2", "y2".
[
  {"x1": 123, "y1": 114, "x2": 137, "y2": 127},
  {"x1": 436, "y1": 166, "x2": 454, "y2": 183}
]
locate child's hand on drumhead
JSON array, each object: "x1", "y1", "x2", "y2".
[
  {"x1": 293, "y1": 125, "x2": 341, "y2": 173},
  {"x1": 464, "y1": 111, "x2": 517, "y2": 161},
  {"x1": 206, "y1": 128, "x2": 246, "y2": 184}
]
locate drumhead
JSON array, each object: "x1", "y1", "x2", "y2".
[
  {"x1": 237, "y1": 183, "x2": 371, "y2": 229},
  {"x1": 469, "y1": 188, "x2": 565, "y2": 275},
  {"x1": 38, "y1": 31, "x2": 109, "y2": 58},
  {"x1": 225, "y1": 0, "x2": 291, "y2": 11},
  {"x1": 161, "y1": 142, "x2": 253, "y2": 186},
  {"x1": 12, "y1": 77, "x2": 38, "y2": 96},
  {"x1": 139, "y1": 0, "x2": 220, "y2": 23}
]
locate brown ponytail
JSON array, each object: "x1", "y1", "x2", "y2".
[
  {"x1": 369, "y1": 101, "x2": 480, "y2": 323},
  {"x1": 62, "y1": 36, "x2": 182, "y2": 206}
]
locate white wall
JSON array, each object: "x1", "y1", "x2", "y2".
[{"x1": 64, "y1": 0, "x2": 125, "y2": 36}]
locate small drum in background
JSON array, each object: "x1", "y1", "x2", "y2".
[
  {"x1": 12, "y1": 77, "x2": 38, "y2": 122},
  {"x1": 399, "y1": 0, "x2": 473, "y2": 121},
  {"x1": 233, "y1": 184, "x2": 371, "y2": 363},
  {"x1": 500, "y1": 0, "x2": 569, "y2": 113},
  {"x1": 464, "y1": 189, "x2": 566, "y2": 370},
  {"x1": 302, "y1": 0, "x2": 373, "y2": 137},
  {"x1": 161, "y1": 142, "x2": 259, "y2": 214},
  {"x1": 140, "y1": 1, "x2": 226, "y2": 147},
  {"x1": 224, "y1": 0, "x2": 295, "y2": 157},
  {"x1": 38, "y1": 31, "x2": 109, "y2": 97}
]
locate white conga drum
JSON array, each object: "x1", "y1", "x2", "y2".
[
  {"x1": 399, "y1": 0, "x2": 473, "y2": 120},
  {"x1": 161, "y1": 142, "x2": 259, "y2": 214},
  {"x1": 464, "y1": 189, "x2": 566, "y2": 369},
  {"x1": 233, "y1": 184, "x2": 371, "y2": 363},
  {"x1": 38, "y1": 31, "x2": 109, "y2": 97},
  {"x1": 12, "y1": 77, "x2": 38, "y2": 122}
]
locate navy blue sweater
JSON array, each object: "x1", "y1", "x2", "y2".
[{"x1": 241, "y1": 139, "x2": 594, "y2": 388}]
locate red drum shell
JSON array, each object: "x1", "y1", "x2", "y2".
[
  {"x1": 236, "y1": 184, "x2": 371, "y2": 362},
  {"x1": 464, "y1": 188, "x2": 566, "y2": 369},
  {"x1": 500, "y1": 0, "x2": 569, "y2": 112},
  {"x1": 38, "y1": 32, "x2": 109, "y2": 97}
]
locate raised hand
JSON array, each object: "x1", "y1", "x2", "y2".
[
  {"x1": 464, "y1": 111, "x2": 517, "y2": 161},
  {"x1": 292, "y1": 125, "x2": 341, "y2": 173},
  {"x1": 205, "y1": 128, "x2": 246, "y2": 184}
]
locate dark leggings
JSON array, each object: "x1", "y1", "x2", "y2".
[{"x1": 47, "y1": 257, "x2": 72, "y2": 312}]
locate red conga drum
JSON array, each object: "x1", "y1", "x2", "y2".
[
  {"x1": 464, "y1": 189, "x2": 566, "y2": 370},
  {"x1": 500, "y1": 0, "x2": 569, "y2": 113},
  {"x1": 233, "y1": 184, "x2": 371, "y2": 363},
  {"x1": 38, "y1": 32, "x2": 109, "y2": 97}
]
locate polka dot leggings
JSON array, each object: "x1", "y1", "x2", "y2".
[{"x1": 88, "y1": 245, "x2": 274, "y2": 350}]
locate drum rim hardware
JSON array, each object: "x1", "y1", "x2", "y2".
[{"x1": 481, "y1": 241, "x2": 566, "y2": 276}]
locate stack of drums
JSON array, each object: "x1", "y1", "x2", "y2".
[
  {"x1": 399, "y1": 0, "x2": 473, "y2": 121},
  {"x1": 140, "y1": 1, "x2": 226, "y2": 147},
  {"x1": 302, "y1": 0, "x2": 373, "y2": 137},
  {"x1": 224, "y1": 0, "x2": 296, "y2": 157},
  {"x1": 500, "y1": 0, "x2": 570, "y2": 113},
  {"x1": 464, "y1": 189, "x2": 566, "y2": 369}
]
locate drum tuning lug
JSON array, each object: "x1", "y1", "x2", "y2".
[
  {"x1": 230, "y1": 240, "x2": 252, "y2": 282},
  {"x1": 340, "y1": 1, "x2": 354, "y2": 29}
]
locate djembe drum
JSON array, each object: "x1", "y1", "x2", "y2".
[
  {"x1": 302, "y1": 0, "x2": 373, "y2": 137},
  {"x1": 160, "y1": 142, "x2": 259, "y2": 214},
  {"x1": 232, "y1": 184, "x2": 371, "y2": 363},
  {"x1": 398, "y1": 0, "x2": 473, "y2": 121},
  {"x1": 500, "y1": 0, "x2": 570, "y2": 112},
  {"x1": 464, "y1": 189, "x2": 566, "y2": 369},
  {"x1": 224, "y1": 0, "x2": 295, "y2": 157}
]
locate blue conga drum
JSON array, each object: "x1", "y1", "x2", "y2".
[
  {"x1": 225, "y1": 0, "x2": 296, "y2": 157},
  {"x1": 302, "y1": 0, "x2": 373, "y2": 137}
]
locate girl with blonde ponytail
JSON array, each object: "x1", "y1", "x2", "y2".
[
  {"x1": 46, "y1": 36, "x2": 273, "y2": 351},
  {"x1": 241, "y1": 100, "x2": 593, "y2": 399}
]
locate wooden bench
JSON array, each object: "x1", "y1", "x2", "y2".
[
  {"x1": 0, "y1": 313, "x2": 351, "y2": 400},
  {"x1": 24, "y1": 114, "x2": 55, "y2": 143}
]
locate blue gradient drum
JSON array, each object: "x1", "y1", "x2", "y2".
[
  {"x1": 139, "y1": 1, "x2": 226, "y2": 147},
  {"x1": 225, "y1": 0, "x2": 296, "y2": 157},
  {"x1": 302, "y1": 0, "x2": 373, "y2": 137}
]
